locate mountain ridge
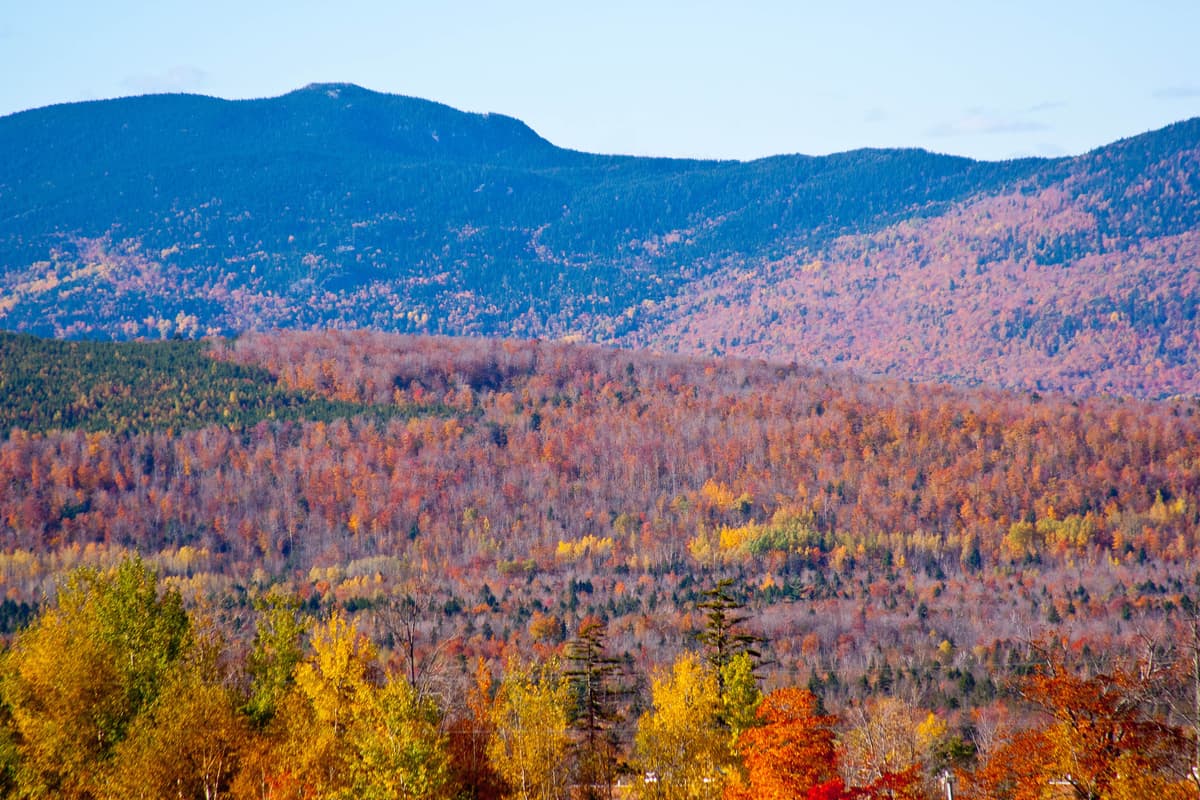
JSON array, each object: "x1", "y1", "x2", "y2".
[{"x1": 0, "y1": 85, "x2": 1196, "y2": 397}]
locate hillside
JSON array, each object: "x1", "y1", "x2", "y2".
[
  {"x1": 634, "y1": 119, "x2": 1200, "y2": 397},
  {"x1": 0, "y1": 331, "x2": 442, "y2": 433},
  {"x1": 1, "y1": 85, "x2": 1198, "y2": 396},
  {"x1": 2, "y1": 330, "x2": 1200, "y2": 793},
  {"x1": 0, "y1": 87, "x2": 1033, "y2": 336},
  {"x1": 2, "y1": 330, "x2": 1198, "y2": 685}
]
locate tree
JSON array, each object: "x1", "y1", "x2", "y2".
[
  {"x1": 726, "y1": 687, "x2": 843, "y2": 800},
  {"x1": 375, "y1": 591, "x2": 451, "y2": 699},
  {"x1": 487, "y1": 658, "x2": 572, "y2": 800},
  {"x1": 963, "y1": 727, "x2": 1053, "y2": 800},
  {"x1": 296, "y1": 609, "x2": 377, "y2": 733},
  {"x1": 245, "y1": 590, "x2": 306, "y2": 726},
  {"x1": 0, "y1": 705, "x2": 18, "y2": 799},
  {"x1": 697, "y1": 580, "x2": 762, "y2": 698},
  {"x1": 347, "y1": 676, "x2": 453, "y2": 800},
  {"x1": 564, "y1": 618, "x2": 627, "y2": 800},
  {"x1": 632, "y1": 653, "x2": 730, "y2": 800},
  {"x1": 965, "y1": 641, "x2": 1194, "y2": 800},
  {"x1": 1, "y1": 557, "x2": 189, "y2": 799},
  {"x1": 241, "y1": 609, "x2": 453, "y2": 800},
  {"x1": 4, "y1": 609, "x2": 123, "y2": 799},
  {"x1": 105, "y1": 642, "x2": 252, "y2": 800},
  {"x1": 719, "y1": 652, "x2": 762, "y2": 747},
  {"x1": 257, "y1": 610, "x2": 379, "y2": 798},
  {"x1": 446, "y1": 659, "x2": 506, "y2": 800},
  {"x1": 1016, "y1": 648, "x2": 1190, "y2": 800},
  {"x1": 839, "y1": 697, "x2": 933, "y2": 799}
]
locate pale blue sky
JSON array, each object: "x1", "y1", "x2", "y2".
[{"x1": 3, "y1": 1, "x2": 1199, "y2": 161}]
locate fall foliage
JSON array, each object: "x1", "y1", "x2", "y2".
[
  {"x1": 726, "y1": 687, "x2": 841, "y2": 800},
  {"x1": 0, "y1": 331, "x2": 1197, "y2": 796}
]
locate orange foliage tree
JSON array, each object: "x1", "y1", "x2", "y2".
[
  {"x1": 968, "y1": 645, "x2": 1193, "y2": 800},
  {"x1": 726, "y1": 687, "x2": 843, "y2": 800}
]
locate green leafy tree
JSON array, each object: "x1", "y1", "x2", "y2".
[
  {"x1": 245, "y1": 590, "x2": 306, "y2": 725},
  {"x1": 348, "y1": 677, "x2": 452, "y2": 800},
  {"x1": 719, "y1": 652, "x2": 762, "y2": 746}
]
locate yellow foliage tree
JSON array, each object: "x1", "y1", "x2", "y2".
[
  {"x1": 1, "y1": 558, "x2": 189, "y2": 800},
  {"x1": 253, "y1": 609, "x2": 452, "y2": 800},
  {"x1": 105, "y1": 645, "x2": 252, "y2": 800},
  {"x1": 632, "y1": 653, "x2": 730, "y2": 800},
  {"x1": 266, "y1": 610, "x2": 378, "y2": 797},
  {"x1": 3, "y1": 608, "x2": 125, "y2": 800},
  {"x1": 487, "y1": 658, "x2": 571, "y2": 800}
]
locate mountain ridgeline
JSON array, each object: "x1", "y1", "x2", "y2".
[{"x1": 1, "y1": 83, "x2": 1198, "y2": 396}]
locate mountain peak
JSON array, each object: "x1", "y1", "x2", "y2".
[
  {"x1": 265, "y1": 83, "x2": 559, "y2": 161},
  {"x1": 292, "y1": 82, "x2": 381, "y2": 101},
  {"x1": 299, "y1": 81, "x2": 362, "y2": 93}
]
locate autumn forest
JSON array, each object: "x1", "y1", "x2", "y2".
[
  {"x1": 0, "y1": 330, "x2": 1199, "y2": 798},
  {"x1": 3, "y1": 84, "x2": 1200, "y2": 800}
]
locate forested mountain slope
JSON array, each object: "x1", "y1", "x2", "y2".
[
  {"x1": 1, "y1": 85, "x2": 1197, "y2": 396},
  {"x1": 1, "y1": 330, "x2": 1198, "y2": 702},
  {"x1": 3, "y1": 330, "x2": 1200, "y2": 794},
  {"x1": 633, "y1": 118, "x2": 1200, "y2": 397}
]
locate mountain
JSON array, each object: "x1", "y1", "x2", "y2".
[
  {"x1": 0, "y1": 84, "x2": 1040, "y2": 334},
  {"x1": 629, "y1": 118, "x2": 1200, "y2": 398},
  {"x1": 0, "y1": 84, "x2": 1197, "y2": 397}
]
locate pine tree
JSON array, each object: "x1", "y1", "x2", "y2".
[
  {"x1": 697, "y1": 579, "x2": 763, "y2": 698},
  {"x1": 564, "y1": 618, "x2": 627, "y2": 800}
]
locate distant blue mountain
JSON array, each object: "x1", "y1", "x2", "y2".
[
  {"x1": 2, "y1": 84, "x2": 1198, "y2": 397},
  {"x1": 0, "y1": 83, "x2": 1039, "y2": 338}
]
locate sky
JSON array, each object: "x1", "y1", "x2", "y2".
[{"x1": 2, "y1": 1, "x2": 1199, "y2": 162}]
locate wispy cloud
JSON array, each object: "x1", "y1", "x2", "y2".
[
  {"x1": 1154, "y1": 85, "x2": 1200, "y2": 99},
  {"x1": 1028, "y1": 100, "x2": 1066, "y2": 113},
  {"x1": 927, "y1": 111, "x2": 1050, "y2": 138},
  {"x1": 1005, "y1": 142, "x2": 1070, "y2": 159},
  {"x1": 862, "y1": 107, "x2": 888, "y2": 124},
  {"x1": 121, "y1": 65, "x2": 208, "y2": 95}
]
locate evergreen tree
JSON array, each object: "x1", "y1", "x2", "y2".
[
  {"x1": 697, "y1": 579, "x2": 763, "y2": 698},
  {"x1": 564, "y1": 618, "x2": 627, "y2": 800}
]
